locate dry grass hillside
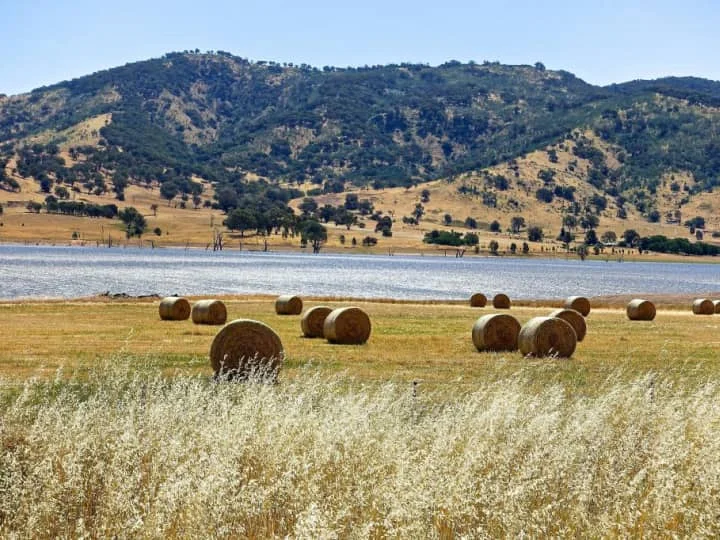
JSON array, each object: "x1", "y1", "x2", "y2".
[{"x1": 0, "y1": 120, "x2": 714, "y2": 255}]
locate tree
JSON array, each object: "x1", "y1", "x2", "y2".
[
  {"x1": 443, "y1": 213, "x2": 452, "y2": 226},
  {"x1": 601, "y1": 231, "x2": 617, "y2": 244},
  {"x1": 344, "y1": 193, "x2": 359, "y2": 210},
  {"x1": 580, "y1": 214, "x2": 599, "y2": 231},
  {"x1": 623, "y1": 229, "x2": 640, "y2": 247},
  {"x1": 489, "y1": 220, "x2": 501, "y2": 233},
  {"x1": 118, "y1": 206, "x2": 147, "y2": 238},
  {"x1": 584, "y1": 229, "x2": 598, "y2": 245},
  {"x1": 537, "y1": 169, "x2": 555, "y2": 185},
  {"x1": 465, "y1": 232, "x2": 479, "y2": 246},
  {"x1": 299, "y1": 197, "x2": 318, "y2": 216},
  {"x1": 510, "y1": 242, "x2": 517, "y2": 254},
  {"x1": 510, "y1": 216, "x2": 525, "y2": 233},
  {"x1": 528, "y1": 226, "x2": 544, "y2": 242},
  {"x1": 301, "y1": 219, "x2": 327, "y2": 253},
  {"x1": 335, "y1": 208, "x2": 357, "y2": 230},
  {"x1": 464, "y1": 217, "x2": 477, "y2": 229},
  {"x1": 522, "y1": 242, "x2": 530, "y2": 254},
  {"x1": 413, "y1": 203, "x2": 425, "y2": 221},
  {"x1": 318, "y1": 204, "x2": 335, "y2": 223},
  {"x1": 160, "y1": 181, "x2": 179, "y2": 205},
  {"x1": 488, "y1": 240, "x2": 499, "y2": 255},
  {"x1": 421, "y1": 189, "x2": 430, "y2": 203},
  {"x1": 375, "y1": 215, "x2": 392, "y2": 235},
  {"x1": 150, "y1": 204, "x2": 158, "y2": 217},
  {"x1": 224, "y1": 208, "x2": 257, "y2": 237},
  {"x1": 536, "y1": 188, "x2": 554, "y2": 203},
  {"x1": 563, "y1": 215, "x2": 578, "y2": 231},
  {"x1": 26, "y1": 201, "x2": 42, "y2": 213}
]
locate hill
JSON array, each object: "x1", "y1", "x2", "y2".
[{"x1": 1, "y1": 52, "x2": 719, "y2": 254}]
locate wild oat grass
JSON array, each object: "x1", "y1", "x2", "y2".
[{"x1": 2, "y1": 361, "x2": 720, "y2": 537}]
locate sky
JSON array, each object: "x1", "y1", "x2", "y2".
[{"x1": 2, "y1": 0, "x2": 720, "y2": 95}]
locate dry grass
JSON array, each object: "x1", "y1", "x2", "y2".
[
  {"x1": 2, "y1": 297, "x2": 720, "y2": 535},
  {"x1": 2, "y1": 362, "x2": 720, "y2": 536},
  {"x1": 1, "y1": 297, "x2": 719, "y2": 391}
]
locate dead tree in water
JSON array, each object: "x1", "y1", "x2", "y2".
[{"x1": 212, "y1": 230, "x2": 223, "y2": 251}]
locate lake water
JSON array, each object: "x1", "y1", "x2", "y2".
[{"x1": 0, "y1": 244, "x2": 718, "y2": 300}]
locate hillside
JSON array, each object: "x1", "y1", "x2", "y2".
[{"x1": 1, "y1": 52, "x2": 720, "y2": 254}]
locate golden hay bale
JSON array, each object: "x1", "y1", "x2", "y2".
[
  {"x1": 209, "y1": 319, "x2": 284, "y2": 380},
  {"x1": 191, "y1": 299, "x2": 228, "y2": 325},
  {"x1": 519, "y1": 316, "x2": 577, "y2": 358},
  {"x1": 626, "y1": 299, "x2": 656, "y2": 321},
  {"x1": 323, "y1": 307, "x2": 372, "y2": 344},
  {"x1": 492, "y1": 293, "x2": 511, "y2": 309},
  {"x1": 469, "y1": 293, "x2": 487, "y2": 308},
  {"x1": 692, "y1": 298, "x2": 715, "y2": 315},
  {"x1": 275, "y1": 295, "x2": 303, "y2": 315},
  {"x1": 714, "y1": 300, "x2": 720, "y2": 314},
  {"x1": 549, "y1": 308, "x2": 587, "y2": 342},
  {"x1": 158, "y1": 297, "x2": 191, "y2": 321},
  {"x1": 471, "y1": 314, "x2": 521, "y2": 352},
  {"x1": 563, "y1": 296, "x2": 591, "y2": 317},
  {"x1": 301, "y1": 306, "x2": 333, "y2": 338}
]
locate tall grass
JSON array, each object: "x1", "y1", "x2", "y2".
[{"x1": 2, "y1": 361, "x2": 720, "y2": 537}]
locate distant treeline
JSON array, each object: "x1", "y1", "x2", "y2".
[
  {"x1": 639, "y1": 235, "x2": 719, "y2": 256},
  {"x1": 45, "y1": 199, "x2": 119, "y2": 218}
]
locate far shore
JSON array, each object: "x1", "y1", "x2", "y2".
[{"x1": 2, "y1": 238, "x2": 719, "y2": 265}]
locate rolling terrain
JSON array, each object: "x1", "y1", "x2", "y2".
[{"x1": 1, "y1": 52, "x2": 719, "y2": 254}]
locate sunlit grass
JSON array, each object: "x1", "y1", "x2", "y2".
[{"x1": 2, "y1": 361, "x2": 720, "y2": 537}]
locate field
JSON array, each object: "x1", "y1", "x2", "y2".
[{"x1": 2, "y1": 296, "x2": 720, "y2": 535}]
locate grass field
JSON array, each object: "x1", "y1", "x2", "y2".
[
  {"x1": 1, "y1": 296, "x2": 719, "y2": 388},
  {"x1": 2, "y1": 297, "x2": 720, "y2": 536}
]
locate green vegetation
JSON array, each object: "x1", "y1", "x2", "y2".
[{"x1": 4, "y1": 53, "x2": 720, "y2": 250}]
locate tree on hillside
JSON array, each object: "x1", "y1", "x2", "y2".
[
  {"x1": 443, "y1": 213, "x2": 452, "y2": 226},
  {"x1": 118, "y1": 207, "x2": 147, "y2": 238},
  {"x1": 601, "y1": 230, "x2": 617, "y2": 244},
  {"x1": 160, "y1": 181, "x2": 179, "y2": 206},
  {"x1": 489, "y1": 220, "x2": 501, "y2": 232},
  {"x1": 528, "y1": 226, "x2": 544, "y2": 242},
  {"x1": 464, "y1": 217, "x2": 477, "y2": 229},
  {"x1": 224, "y1": 208, "x2": 257, "y2": 237},
  {"x1": 510, "y1": 216, "x2": 525, "y2": 233},
  {"x1": 623, "y1": 229, "x2": 640, "y2": 247},
  {"x1": 301, "y1": 219, "x2": 327, "y2": 253},
  {"x1": 299, "y1": 197, "x2": 318, "y2": 216}
]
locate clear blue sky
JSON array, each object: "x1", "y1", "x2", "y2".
[{"x1": 3, "y1": 0, "x2": 719, "y2": 95}]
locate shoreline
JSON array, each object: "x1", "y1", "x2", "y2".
[
  {"x1": 2, "y1": 291, "x2": 719, "y2": 310},
  {"x1": 2, "y1": 238, "x2": 719, "y2": 265}
]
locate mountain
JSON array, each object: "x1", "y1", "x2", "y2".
[{"x1": 1, "y1": 51, "x2": 720, "y2": 248}]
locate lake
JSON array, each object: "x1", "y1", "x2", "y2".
[{"x1": 0, "y1": 244, "x2": 718, "y2": 300}]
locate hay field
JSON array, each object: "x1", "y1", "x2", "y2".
[{"x1": 2, "y1": 297, "x2": 720, "y2": 536}]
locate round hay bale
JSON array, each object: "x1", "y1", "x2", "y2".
[
  {"x1": 713, "y1": 300, "x2": 720, "y2": 314},
  {"x1": 519, "y1": 316, "x2": 576, "y2": 358},
  {"x1": 492, "y1": 293, "x2": 511, "y2": 309},
  {"x1": 301, "y1": 306, "x2": 333, "y2": 338},
  {"x1": 159, "y1": 297, "x2": 191, "y2": 321},
  {"x1": 469, "y1": 293, "x2": 487, "y2": 308},
  {"x1": 563, "y1": 296, "x2": 591, "y2": 317},
  {"x1": 275, "y1": 295, "x2": 303, "y2": 315},
  {"x1": 549, "y1": 308, "x2": 587, "y2": 342},
  {"x1": 323, "y1": 307, "x2": 372, "y2": 345},
  {"x1": 692, "y1": 298, "x2": 715, "y2": 315},
  {"x1": 471, "y1": 314, "x2": 521, "y2": 352},
  {"x1": 191, "y1": 299, "x2": 227, "y2": 325},
  {"x1": 209, "y1": 319, "x2": 284, "y2": 380},
  {"x1": 626, "y1": 299, "x2": 656, "y2": 321}
]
